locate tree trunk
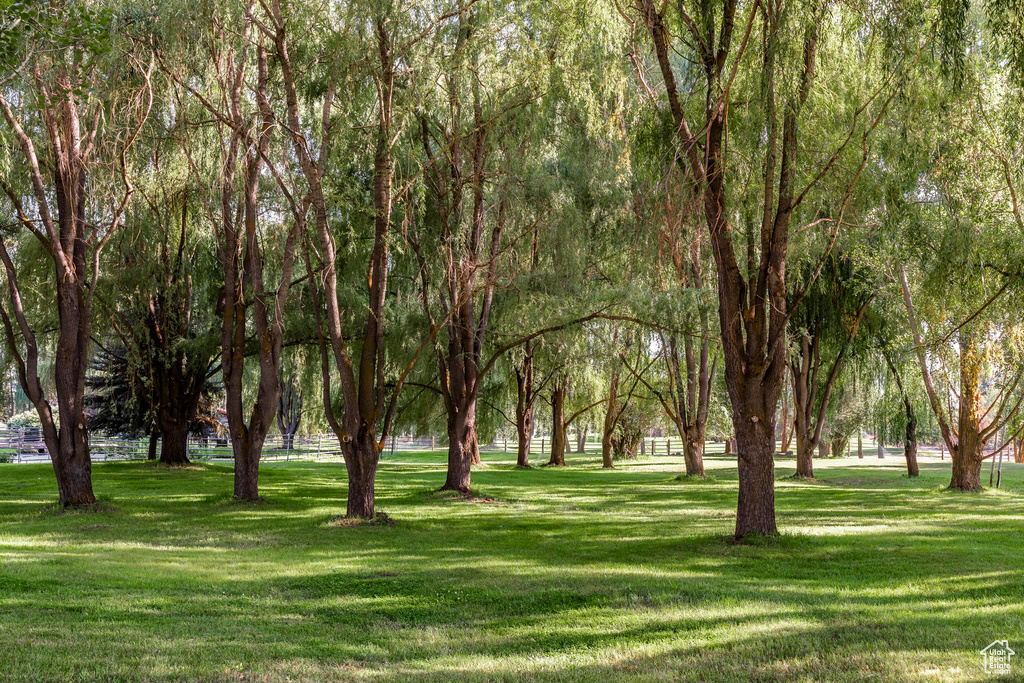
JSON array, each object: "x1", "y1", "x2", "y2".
[
  {"x1": 904, "y1": 411, "x2": 919, "y2": 477},
  {"x1": 818, "y1": 442, "x2": 830, "y2": 458},
  {"x1": 159, "y1": 419, "x2": 191, "y2": 465},
  {"x1": 548, "y1": 378, "x2": 567, "y2": 466},
  {"x1": 682, "y1": 426, "x2": 705, "y2": 476},
  {"x1": 514, "y1": 344, "x2": 534, "y2": 467},
  {"x1": 794, "y1": 430, "x2": 813, "y2": 478},
  {"x1": 516, "y1": 419, "x2": 532, "y2": 468},
  {"x1": 576, "y1": 422, "x2": 588, "y2": 453},
  {"x1": 950, "y1": 330, "x2": 984, "y2": 490},
  {"x1": 148, "y1": 428, "x2": 159, "y2": 461},
  {"x1": 442, "y1": 407, "x2": 474, "y2": 493},
  {"x1": 857, "y1": 431, "x2": 863, "y2": 459},
  {"x1": 469, "y1": 423, "x2": 481, "y2": 465},
  {"x1": 344, "y1": 433, "x2": 379, "y2": 518},
  {"x1": 601, "y1": 368, "x2": 619, "y2": 468},
  {"x1": 233, "y1": 441, "x2": 260, "y2": 501},
  {"x1": 733, "y1": 418, "x2": 777, "y2": 539}
]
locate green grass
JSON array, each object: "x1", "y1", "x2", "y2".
[{"x1": 1, "y1": 450, "x2": 1022, "y2": 681}]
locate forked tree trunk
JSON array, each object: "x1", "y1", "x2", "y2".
[
  {"x1": 514, "y1": 343, "x2": 534, "y2": 468},
  {"x1": 677, "y1": 420, "x2": 705, "y2": 476},
  {"x1": 576, "y1": 422, "x2": 588, "y2": 453},
  {"x1": 682, "y1": 434, "x2": 705, "y2": 476}
]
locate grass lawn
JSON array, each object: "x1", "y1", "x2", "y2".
[{"x1": 1, "y1": 447, "x2": 1022, "y2": 681}]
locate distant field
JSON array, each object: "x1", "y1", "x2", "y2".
[{"x1": 1, "y1": 451, "x2": 1021, "y2": 681}]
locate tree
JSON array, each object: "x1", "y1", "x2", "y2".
[
  {"x1": 623, "y1": 0, "x2": 914, "y2": 536},
  {"x1": 277, "y1": 374, "x2": 302, "y2": 451},
  {"x1": 787, "y1": 255, "x2": 874, "y2": 478},
  {"x1": 0, "y1": 5, "x2": 153, "y2": 504},
  {"x1": 165, "y1": 6, "x2": 299, "y2": 499}
]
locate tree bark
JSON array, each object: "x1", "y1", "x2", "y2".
[
  {"x1": 442, "y1": 407, "x2": 474, "y2": 493},
  {"x1": 681, "y1": 425, "x2": 705, "y2": 476},
  {"x1": 148, "y1": 428, "x2": 159, "y2": 461},
  {"x1": 548, "y1": 377, "x2": 567, "y2": 466},
  {"x1": 233, "y1": 441, "x2": 260, "y2": 501},
  {"x1": 904, "y1": 411, "x2": 919, "y2": 477},
  {"x1": 950, "y1": 330, "x2": 984, "y2": 490},
  {"x1": 343, "y1": 433, "x2": 379, "y2": 517},
  {"x1": 795, "y1": 429, "x2": 813, "y2": 478},
  {"x1": 601, "y1": 367, "x2": 619, "y2": 468},
  {"x1": 734, "y1": 417, "x2": 777, "y2": 539},
  {"x1": 158, "y1": 419, "x2": 191, "y2": 465},
  {"x1": 514, "y1": 341, "x2": 535, "y2": 467},
  {"x1": 576, "y1": 422, "x2": 588, "y2": 453}
]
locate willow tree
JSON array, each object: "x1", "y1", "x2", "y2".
[
  {"x1": 787, "y1": 254, "x2": 874, "y2": 478},
  {"x1": 0, "y1": 5, "x2": 153, "y2": 504},
  {"x1": 163, "y1": 4, "x2": 299, "y2": 499},
  {"x1": 622, "y1": 0, "x2": 920, "y2": 536}
]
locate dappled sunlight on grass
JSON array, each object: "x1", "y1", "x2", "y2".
[{"x1": 1, "y1": 454, "x2": 1023, "y2": 681}]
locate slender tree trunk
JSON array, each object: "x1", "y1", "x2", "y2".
[
  {"x1": 514, "y1": 344, "x2": 534, "y2": 467},
  {"x1": 857, "y1": 431, "x2": 863, "y2": 459},
  {"x1": 548, "y1": 378, "x2": 567, "y2": 466},
  {"x1": 576, "y1": 422, "x2": 588, "y2": 453},
  {"x1": 601, "y1": 367, "x2": 619, "y2": 468},
  {"x1": 904, "y1": 411, "x2": 919, "y2": 477},
  {"x1": 148, "y1": 428, "x2": 159, "y2": 461}
]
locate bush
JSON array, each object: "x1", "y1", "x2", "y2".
[{"x1": 8, "y1": 410, "x2": 41, "y2": 429}]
